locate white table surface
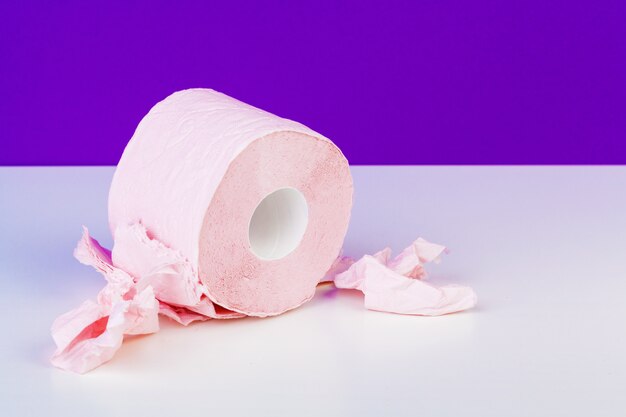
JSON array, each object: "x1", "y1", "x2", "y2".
[{"x1": 1, "y1": 166, "x2": 625, "y2": 417}]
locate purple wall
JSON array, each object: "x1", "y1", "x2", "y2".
[{"x1": 1, "y1": 1, "x2": 625, "y2": 165}]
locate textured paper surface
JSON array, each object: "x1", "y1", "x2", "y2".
[{"x1": 109, "y1": 89, "x2": 353, "y2": 315}]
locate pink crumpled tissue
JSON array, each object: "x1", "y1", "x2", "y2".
[{"x1": 52, "y1": 227, "x2": 476, "y2": 374}]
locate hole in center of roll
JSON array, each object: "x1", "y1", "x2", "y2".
[{"x1": 248, "y1": 187, "x2": 309, "y2": 260}]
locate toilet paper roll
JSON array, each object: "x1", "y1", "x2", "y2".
[
  {"x1": 50, "y1": 88, "x2": 477, "y2": 374},
  {"x1": 108, "y1": 89, "x2": 353, "y2": 316}
]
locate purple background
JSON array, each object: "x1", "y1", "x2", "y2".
[{"x1": 1, "y1": 1, "x2": 625, "y2": 166}]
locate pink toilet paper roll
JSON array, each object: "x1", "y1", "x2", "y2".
[
  {"x1": 108, "y1": 89, "x2": 353, "y2": 316},
  {"x1": 51, "y1": 89, "x2": 477, "y2": 374}
]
